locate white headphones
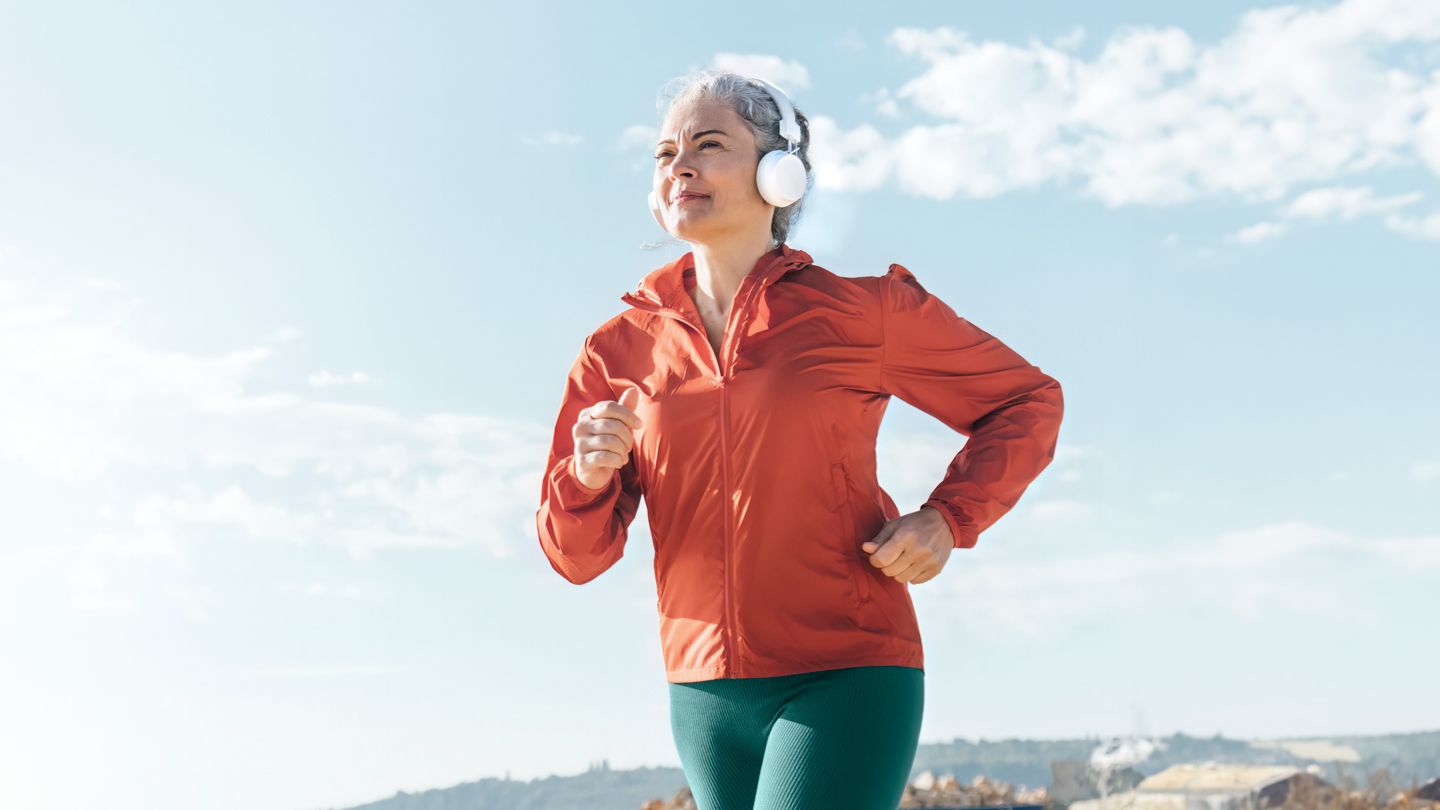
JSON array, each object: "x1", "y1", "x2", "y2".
[{"x1": 647, "y1": 77, "x2": 807, "y2": 234}]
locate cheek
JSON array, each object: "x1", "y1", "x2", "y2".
[{"x1": 719, "y1": 162, "x2": 761, "y2": 199}]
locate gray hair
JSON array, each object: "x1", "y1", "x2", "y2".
[{"x1": 655, "y1": 69, "x2": 814, "y2": 247}]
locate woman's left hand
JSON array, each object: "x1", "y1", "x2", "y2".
[{"x1": 860, "y1": 506, "x2": 955, "y2": 585}]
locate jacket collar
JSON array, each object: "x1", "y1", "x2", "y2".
[{"x1": 620, "y1": 242, "x2": 813, "y2": 316}]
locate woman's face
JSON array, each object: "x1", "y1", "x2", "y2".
[{"x1": 653, "y1": 99, "x2": 770, "y2": 244}]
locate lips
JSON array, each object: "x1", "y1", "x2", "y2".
[{"x1": 674, "y1": 192, "x2": 709, "y2": 203}]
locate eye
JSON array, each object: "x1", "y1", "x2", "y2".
[{"x1": 653, "y1": 141, "x2": 721, "y2": 160}]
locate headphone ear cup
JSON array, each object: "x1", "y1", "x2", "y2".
[{"x1": 756, "y1": 150, "x2": 807, "y2": 208}]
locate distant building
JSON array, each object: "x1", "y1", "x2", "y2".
[
  {"x1": 1050, "y1": 759, "x2": 1146, "y2": 804},
  {"x1": 1068, "y1": 763, "x2": 1330, "y2": 810}
]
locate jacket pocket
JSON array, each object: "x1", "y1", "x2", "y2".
[{"x1": 832, "y1": 459, "x2": 872, "y2": 607}]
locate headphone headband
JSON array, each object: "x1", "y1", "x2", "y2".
[{"x1": 748, "y1": 78, "x2": 802, "y2": 148}]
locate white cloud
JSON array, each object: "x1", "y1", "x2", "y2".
[
  {"x1": 710, "y1": 53, "x2": 812, "y2": 91},
  {"x1": 1416, "y1": 69, "x2": 1440, "y2": 172},
  {"x1": 859, "y1": 86, "x2": 902, "y2": 118},
  {"x1": 1250, "y1": 184, "x2": 1436, "y2": 240},
  {"x1": 808, "y1": 116, "x2": 894, "y2": 191},
  {"x1": 1053, "y1": 25, "x2": 1087, "y2": 52},
  {"x1": 923, "y1": 517, "x2": 1436, "y2": 642},
  {"x1": 1282, "y1": 185, "x2": 1423, "y2": 219},
  {"x1": 1382, "y1": 206, "x2": 1440, "y2": 237},
  {"x1": 882, "y1": 430, "x2": 1433, "y2": 643},
  {"x1": 618, "y1": 123, "x2": 657, "y2": 151},
  {"x1": 836, "y1": 31, "x2": 867, "y2": 52},
  {"x1": 0, "y1": 272, "x2": 549, "y2": 615},
  {"x1": 805, "y1": 0, "x2": 1440, "y2": 228},
  {"x1": 1231, "y1": 220, "x2": 1291, "y2": 242},
  {"x1": 265, "y1": 324, "x2": 303, "y2": 344},
  {"x1": 307, "y1": 370, "x2": 377, "y2": 388}
]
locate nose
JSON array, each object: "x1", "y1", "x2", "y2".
[{"x1": 664, "y1": 155, "x2": 697, "y2": 199}]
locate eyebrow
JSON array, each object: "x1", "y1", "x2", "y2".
[{"x1": 655, "y1": 129, "x2": 729, "y2": 148}]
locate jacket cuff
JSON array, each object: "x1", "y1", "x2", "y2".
[
  {"x1": 552, "y1": 456, "x2": 622, "y2": 511},
  {"x1": 922, "y1": 499, "x2": 979, "y2": 549}
]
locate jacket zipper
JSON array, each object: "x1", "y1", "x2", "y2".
[
  {"x1": 719, "y1": 372, "x2": 734, "y2": 675},
  {"x1": 712, "y1": 274, "x2": 761, "y2": 678},
  {"x1": 623, "y1": 270, "x2": 767, "y2": 678}
]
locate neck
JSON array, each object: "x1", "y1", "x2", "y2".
[{"x1": 689, "y1": 227, "x2": 779, "y2": 311}]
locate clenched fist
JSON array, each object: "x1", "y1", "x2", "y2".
[{"x1": 571, "y1": 386, "x2": 644, "y2": 491}]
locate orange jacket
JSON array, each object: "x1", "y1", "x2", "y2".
[{"x1": 536, "y1": 243, "x2": 1063, "y2": 683}]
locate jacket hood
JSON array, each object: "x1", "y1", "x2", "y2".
[{"x1": 620, "y1": 242, "x2": 813, "y2": 315}]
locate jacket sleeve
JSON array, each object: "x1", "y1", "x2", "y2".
[
  {"x1": 535, "y1": 334, "x2": 643, "y2": 584},
  {"x1": 879, "y1": 264, "x2": 1064, "y2": 549}
]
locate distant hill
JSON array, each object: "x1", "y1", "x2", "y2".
[
  {"x1": 330, "y1": 762, "x2": 690, "y2": 810},
  {"x1": 318, "y1": 729, "x2": 1440, "y2": 810},
  {"x1": 914, "y1": 729, "x2": 1440, "y2": 794}
]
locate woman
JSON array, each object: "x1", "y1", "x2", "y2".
[{"x1": 536, "y1": 70, "x2": 1064, "y2": 810}]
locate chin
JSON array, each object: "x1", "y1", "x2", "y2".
[{"x1": 669, "y1": 222, "x2": 707, "y2": 242}]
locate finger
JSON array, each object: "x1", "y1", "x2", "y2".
[
  {"x1": 588, "y1": 401, "x2": 643, "y2": 432},
  {"x1": 873, "y1": 532, "x2": 925, "y2": 575},
  {"x1": 591, "y1": 416, "x2": 637, "y2": 440},
  {"x1": 860, "y1": 521, "x2": 899, "y2": 556},
  {"x1": 579, "y1": 417, "x2": 637, "y2": 451},
  {"x1": 909, "y1": 567, "x2": 938, "y2": 585},
  {"x1": 591, "y1": 391, "x2": 644, "y2": 431},
  {"x1": 577, "y1": 432, "x2": 631, "y2": 460},
  {"x1": 578, "y1": 448, "x2": 627, "y2": 470},
  {"x1": 879, "y1": 547, "x2": 918, "y2": 577},
  {"x1": 891, "y1": 556, "x2": 929, "y2": 583}
]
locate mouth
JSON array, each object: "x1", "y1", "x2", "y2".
[{"x1": 674, "y1": 193, "x2": 710, "y2": 204}]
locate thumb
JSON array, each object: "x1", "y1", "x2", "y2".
[
  {"x1": 861, "y1": 522, "x2": 897, "y2": 554},
  {"x1": 618, "y1": 386, "x2": 642, "y2": 421}
]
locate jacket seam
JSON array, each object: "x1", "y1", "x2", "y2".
[
  {"x1": 836, "y1": 458, "x2": 870, "y2": 606},
  {"x1": 668, "y1": 651, "x2": 925, "y2": 682},
  {"x1": 581, "y1": 333, "x2": 619, "y2": 401},
  {"x1": 878, "y1": 273, "x2": 890, "y2": 396},
  {"x1": 553, "y1": 453, "x2": 622, "y2": 510}
]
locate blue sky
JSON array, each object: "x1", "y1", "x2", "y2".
[{"x1": 1, "y1": 1, "x2": 1438, "y2": 808}]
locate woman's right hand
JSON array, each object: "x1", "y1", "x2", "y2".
[{"x1": 571, "y1": 386, "x2": 644, "y2": 491}]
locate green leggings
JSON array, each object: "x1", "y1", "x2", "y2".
[{"x1": 667, "y1": 665, "x2": 924, "y2": 810}]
